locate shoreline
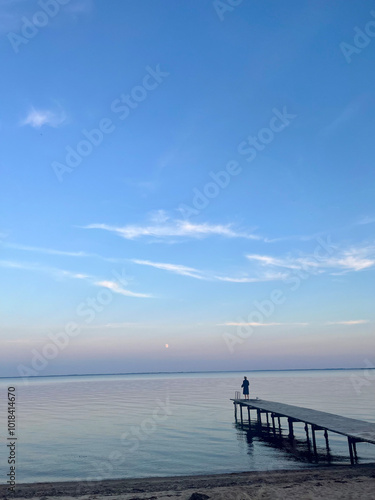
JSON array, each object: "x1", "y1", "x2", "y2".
[{"x1": 2, "y1": 464, "x2": 375, "y2": 499}]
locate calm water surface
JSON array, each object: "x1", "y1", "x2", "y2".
[{"x1": 1, "y1": 370, "x2": 375, "y2": 483}]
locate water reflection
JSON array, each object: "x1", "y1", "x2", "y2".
[{"x1": 234, "y1": 417, "x2": 352, "y2": 465}]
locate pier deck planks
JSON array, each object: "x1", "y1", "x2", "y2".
[{"x1": 230, "y1": 399, "x2": 375, "y2": 444}]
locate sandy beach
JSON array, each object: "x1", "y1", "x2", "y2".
[{"x1": 2, "y1": 464, "x2": 375, "y2": 500}]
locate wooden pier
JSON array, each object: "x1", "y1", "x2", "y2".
[{"x1": 231, "y1": 398, "x2": 375, "y2": 464}]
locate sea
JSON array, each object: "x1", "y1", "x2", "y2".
[{"x1": 1, "y1": 369, "x2": 375, "y2": 484}]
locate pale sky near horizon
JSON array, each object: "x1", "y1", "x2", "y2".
[{"x1": 1, "y1": 0, "x2": 375, "y2": 377}]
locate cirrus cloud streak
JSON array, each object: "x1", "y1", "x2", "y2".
[{"x1": 82, "y1": 218, "x2": 261, "y2": 241}]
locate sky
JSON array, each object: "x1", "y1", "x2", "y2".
[{"x1": 1, "y1": 0, "x2": 375, "y2": 378}]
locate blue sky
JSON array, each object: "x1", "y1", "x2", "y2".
[{"x1": 1, "y1": 0, "x2": 374, "y2": 377}]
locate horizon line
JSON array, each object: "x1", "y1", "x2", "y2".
[{"x1": 1, "y1": 366, "x2": 374, "y2": 380}]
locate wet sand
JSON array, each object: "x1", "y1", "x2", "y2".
[{"x1": 2, "y1": 464, "x2": 375, "y2": 500}]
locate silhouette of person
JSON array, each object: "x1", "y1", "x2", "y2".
[{"x1": 241, "y1": 376, "x2": 250, "y2": 400}]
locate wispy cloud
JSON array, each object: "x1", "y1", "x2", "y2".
[
  {"x1": 0, "y1": 0, "x2": 93, "y2": 35},
  {"x1": 246, "y1": 243, "x2": 375, "y2": 275},
  {"x1": 357, "y1": 216, "x2": 375, "y2": 226},
  {"x1": 325, "y1": 320, "x2": 370, "y2": 326},
  {"x1": 0, "y1": 260, "x2": 151, "y2": 298},
  {"x1": 2, "y1": 242, "x2": 124, "y2": 263},
  {"x1": 2, "y1": 338, "x2": 45, "y2": 346},
  {"x1": 94, "y1": 280, "x2": 152, "y2": 298},
  {"x1": 320, "y1": 96, "x2": 364, "y2": 137},
  {"x1": 264, "y1": 233, "x2": 322, "y2": 243},
  {"x1": 222, "y1": 320, "x2": 370, "y2": 327},
  {"x1": 0, "y1": 1, "x2": 29, "y2": 34},
  {"x1": 0, "y1": 12, "x2": 18, "y2": 35},
  {"x1": 0, "y1": 259, "x2": 89, "y2": 280},
  {"x1": 66, "y1": 0, "x2": 94, "y2": 14},
  {"x1": 215, "y1": 271, "x2": 288, "y2": 283},
  {"x1": 21, "y1": 106, "x2": 66, "y2": 129},
  {"x1": 330, "y1": 253, "x2": 375, "y2": 272},
  {"x1": 221, "y1": 322, "x2": 309, "y2": 327},
  {"x1": 132, "y1": 258, "x2": 288, "y2": 284},
  {"x1": 132, "y1": 259, "x2": 206, "y2": 280},
  {"x1": 246, "y1": 254, "x2": 302, "y2": 269},
  {"x1": 2, "y1": 240, "x2": 289, "y2": 285},
  {"x1": 84, "y1": 322, "x2": 150, "y2": 329},
  {"x1": 121, "y1": 178, "x2": 160, "y2": 195},
  {"x1": 81, "y1": 211, "x2": 331, "y2": 244},
  {"x1": 82, "y1": 216, "x2": 260, "y2": 241}
]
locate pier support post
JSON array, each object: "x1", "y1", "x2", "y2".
[
  {"x1": 348, "y1": 437, "x2": 354, "y2": 465},
  {"x1": 271, "y1": 413, "x2": 276, "y2": 438},
  {"x1": 311, "y1": 425, "x2": 318, "y2": 459},
  {"x1": 288, "y1": 418, "x2": 294, "y2": 441},
  {"x1": 257, "y1": 409, "x2": 261, "y2": 427},
  {"x1": 278, "y1": 416, "x2": 282, "y2": 435},
  {"x1": 305, "y1": 423, "x2": 311, "y2": 451},
  {"x1": 234, "y1": 402, "x2": 237, "y2": 422},
  {"x1": 324, "y1": 429, "x2": 330, "y2": 452},
  {"x1": 266, "y1": 412, "x2": 270, "y2": 434},
  {"x1": 240, "y1": 405, "x2": 243, "y2": 426},
  {"x1": 348, "y1": 438, "x2": 358, "y2": 464},
  {"x1": 353, "y1": 440, "x2": 358, "y2": 461},
  {"x1": 246, "y1": 406, "x2": 252, "y2": 436}
]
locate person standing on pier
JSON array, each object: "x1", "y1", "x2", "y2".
[{"x1": 241, "y1": 376, "x2": 250, "y2": 400}]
